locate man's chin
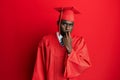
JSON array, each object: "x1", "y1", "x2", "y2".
[
  {"x1": 62, "y1": 32, "x2": 71, "y2": 36},
  {"x1": 65, "y1": 31, "x2": 72, "y2": 33},
  {"x1": 61, "y1": 32, "x2": 65, "y2": 36}
]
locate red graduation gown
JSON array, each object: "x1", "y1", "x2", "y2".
[{"x1": 32, "y1": 34, "x2": 91, "y2": 80}]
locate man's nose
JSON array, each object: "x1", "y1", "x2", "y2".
[{"x1": 66, "y1": 25, "x2": 70, "y2": 30}]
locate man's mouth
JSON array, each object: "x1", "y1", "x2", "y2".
[{"x1": 64, "y1": 30, "x2": 70, "y2": 32}]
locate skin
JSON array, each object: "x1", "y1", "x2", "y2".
[{"x1": 58, "y1": 20, "x2": 74, "y2": 53}]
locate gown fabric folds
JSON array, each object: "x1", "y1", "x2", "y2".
[{"x1": 32, "y1": 34, "x2": 91, "y2": 80}]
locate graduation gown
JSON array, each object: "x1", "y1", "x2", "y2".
[{"x1": 32, "y1": 34, "x2": 91, "y2": 80}]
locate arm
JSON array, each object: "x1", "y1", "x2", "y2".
[
  {"x1": 64, "y1": 37, "x2": 91, "y2": 78},
  {"x1": 32, "y1": 39, "x2": 46, "y2": 80}
]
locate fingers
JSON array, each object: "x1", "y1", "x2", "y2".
[
  {"x1": 68, "y1": 32, "x2": 71, "y2": 38},
  {"x1": 65, "y1": 32, "x2": 68, "y2": 38},
  {"x1": 66, "y1": 32, "x2": 71, "y2": 38}
]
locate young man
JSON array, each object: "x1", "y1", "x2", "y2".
[{"x1": 32, "y1": 7, "x2": 91, "y2": 80}]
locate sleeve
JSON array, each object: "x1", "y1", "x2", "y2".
[
  {"x1": 32, "y1": 39, "x2": 46, "y2": 80},
  {"x1": 64, "y1": 37, "x2": 91, "y2": 78}
]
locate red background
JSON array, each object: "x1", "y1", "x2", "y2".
[{"x1": 0, "y1": 0, "x2": 120, "y2": 80}]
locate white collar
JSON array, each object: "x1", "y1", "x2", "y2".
[{"x1": 56, "y1": 32, "x2": 63, "y2": 45}]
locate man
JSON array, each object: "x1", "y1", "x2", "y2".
[{"x1": 32, "y1": 7, "x2": 91, "y2": 80}]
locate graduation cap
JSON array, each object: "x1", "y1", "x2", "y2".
[
  {"x1": 55, "y1": 7, "x2": 80, "y2": 22},
  {"x1": 55, "y1": 7, "x2": 80, "y2": 34}
]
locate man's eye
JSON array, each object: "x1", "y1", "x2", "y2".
[
  {"x1": 61, "y1": 22, "x2": 73, "y2": 27},
  {"x1": 69, "y1": 24, "x2": 73, "y2": 26},
  {"x1": 62, "y1": 23, "x2": 67, "y2": 26}
]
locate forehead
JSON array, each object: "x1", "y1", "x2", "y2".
[{"x1": 61, "y1": 20, "x2": 74, "y2": 24}]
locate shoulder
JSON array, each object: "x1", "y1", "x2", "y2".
[
  {"x1": 72, "y1": 35, "x2": 86, "y2": 49},
  {"x1": 42, "y1": 34, "x2": 53, "y2": 40},
  {"x1": 38, "y1": 34, "x2": 56, "y2": 46},
  {"x1": 72, "y1": 35, "x2": 85, "y2": 43}
]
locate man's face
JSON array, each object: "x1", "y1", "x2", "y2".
[{"x1": 59, "y1": 20, "x2": 74, "y2": 36}]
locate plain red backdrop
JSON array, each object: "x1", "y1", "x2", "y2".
[{"x1": 0, "y1": 0, "x2": 120, "y2": 80}]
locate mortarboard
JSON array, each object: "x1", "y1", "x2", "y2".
[
  {"x1": 54, "y1": 7, "x2": 80, "y2": 34},
  {"x1": 55, "y1": 7, "x2": 80, "y2": 22}
]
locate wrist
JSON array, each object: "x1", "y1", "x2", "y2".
[{"x1": 67, "y1": 48, "x2": 72, "y2": 53}]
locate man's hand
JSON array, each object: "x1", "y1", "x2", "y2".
[{"x1": 62, "y1": 32, "x2": 72, "y2": 53}]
